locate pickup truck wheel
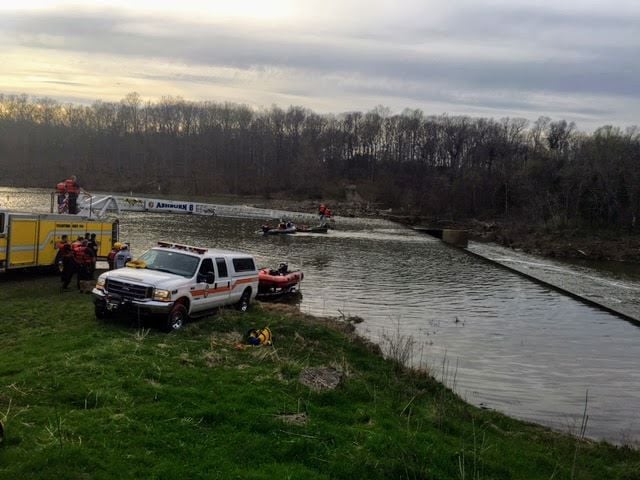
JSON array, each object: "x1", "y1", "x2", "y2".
[
  {"x1": 237, "y1": 289, "x2": 251, "y2": 312},
  {"x1": 165, "y1": 304, "x2": 187, "y2": 332},
  {"x1": 95, "y1": 303, "x2": 110, "y2": 320}
]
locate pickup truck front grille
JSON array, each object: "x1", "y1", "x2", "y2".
[{"x1": 105, "y1": 279, "x2": 153, "y2": 300}]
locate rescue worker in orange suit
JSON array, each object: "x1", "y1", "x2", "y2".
[
  {"x1": 319, "y1": 204, "x2": 332, "y2": 223},
  {"x1": 69, "y1": 240, "x2": 94, "y2": 289},
  {"x1": 64, "y1": 175, "x2": 81, "y2": 214}
]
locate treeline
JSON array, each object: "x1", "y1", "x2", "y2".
[{"x1": 0, "y1": 92, "x2": 639, "y2": 229}]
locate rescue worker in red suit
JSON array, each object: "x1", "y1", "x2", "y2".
[
  {"x1": 62, "y1": 237, "x2": 84, "y2": 290},
  {"x1": 64, "y1": 175, "x2": 81, "y2": 214},
  {"x1": 55, "y1": 235, "x2": 73, "y2": 288},
  {"x1": 319, "y1": 204, "x2": 332, "y2": 223},
  {"x1": 70, "y1": 240, "x2": 95, "y2": 289}
]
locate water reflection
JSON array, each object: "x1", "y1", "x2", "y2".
[{"x1": 3, "y1": 187, "x2": 640, "y2": 445}]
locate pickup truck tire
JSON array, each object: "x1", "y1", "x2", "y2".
[
  {"x1": 165, "y1": 303, "x2": 187, "y2": 332},
  {"x1": 95, "y1": 302, "x2": 111, "y2": 320},
  {"x1": 237, "y1": 289, "x2": 251, "y2": 312}
]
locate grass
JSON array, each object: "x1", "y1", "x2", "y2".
[{"x1": 1, "y1": 273, "x2": 639, "y2": 479}]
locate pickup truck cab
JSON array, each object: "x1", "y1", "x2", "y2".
[{"x1": 92, "y1": 241, "x2": 259, "y2": 331}]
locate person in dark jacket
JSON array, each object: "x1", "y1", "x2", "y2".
[{"x1": 60, "y1": 244, "x2": 78, "y2": 290}]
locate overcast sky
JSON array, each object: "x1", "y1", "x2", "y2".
[{"x1": 1, "y1": 0, "x2": 639, "y2": 129}]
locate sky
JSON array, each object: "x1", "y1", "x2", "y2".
[{"x1": 0, "y1": 0, "x2": 639, "y2": 130}]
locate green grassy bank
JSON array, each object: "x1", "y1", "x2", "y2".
[{"x1": 0, "y1": 274, "x2": 638, "y2": 479}]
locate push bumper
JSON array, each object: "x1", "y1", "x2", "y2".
[{"x1": 92, "y1": 288, "x2": 174, "y2": 315}]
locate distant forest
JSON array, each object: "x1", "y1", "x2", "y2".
[{"x1": 0, "y1": 92, "x2": 638, "y2": 230}]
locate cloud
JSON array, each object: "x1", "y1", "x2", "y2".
[{"x1": 0, "y1": 2, "x2": 638, "y2": 129}]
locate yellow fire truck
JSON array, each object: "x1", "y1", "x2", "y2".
[{"x1": 0, "y1": 210, "x2": 119, "y2": 272}]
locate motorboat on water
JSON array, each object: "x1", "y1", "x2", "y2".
[
  {"x1": 257, "y1": 263, "x2": 304, "y2": 299},
  {"x1": 261, "y1": 222, "x2": 297, "y2": 235}
]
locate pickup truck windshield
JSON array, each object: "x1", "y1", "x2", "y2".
[{"x1": 137, "y1": 249, "x2": 200, "y2": 278}]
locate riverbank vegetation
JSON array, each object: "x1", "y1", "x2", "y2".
[
  {"x1": 1, "y1": 273, "x2": 639, "y2": 479},
  {"x1": 1, "y1": 94, "x2": 639, "y2": 233}
]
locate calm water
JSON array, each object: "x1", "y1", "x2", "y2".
[{"x1": 3, "y1": 187, "x2": 640, "y2": 445}]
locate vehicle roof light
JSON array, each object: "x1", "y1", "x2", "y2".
[{"x1": 157, "y1": 241, "x2": 208, "y2": 254}]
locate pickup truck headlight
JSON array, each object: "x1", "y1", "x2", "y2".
[
  {"x1": 96, "y1": 277, "x2": 106, "y2": 290},
  {"x1": 153, "y1": 289, "x2": 172, "y2": 301}
]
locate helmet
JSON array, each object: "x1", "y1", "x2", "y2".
[{"x1": 113, "y1": 242, "x2": 123, "y2": 250}]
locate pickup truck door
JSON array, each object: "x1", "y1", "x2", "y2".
[
  {"x1": 191, "y1": 257, "x2": 231, "y2": 312},
  {"x1": 190, "y1": 258, "x2": 217, "y2": 313},
  {"x1": 214, "y1": 257, "x2": 231, "y2": 305}
]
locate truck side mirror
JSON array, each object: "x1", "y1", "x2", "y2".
[{"x1": 198, "y1": 272, "x2": 215, "y2": 284}]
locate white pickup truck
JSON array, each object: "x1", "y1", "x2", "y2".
[{"x1": 92, "y1": 241, "x2": 259, "y2": 331}]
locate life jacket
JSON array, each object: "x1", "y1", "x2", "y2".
[
  {"x1": 72, "y1": 243, "x2": 93, "y2": 265},
  {"x1": 71, "y1": 244, "x2": 82, "y2": 261},
  {"x1": 64, "y1": 178, "x2": 79, "y2": 194},
  {"x1": 247, "y1": 327, "x2": 272, "y2": 346}
]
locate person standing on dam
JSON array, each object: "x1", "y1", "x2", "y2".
[{"x1": 63, "y1": 175, "x2": 81, "y2": 214}]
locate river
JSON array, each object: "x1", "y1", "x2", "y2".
[{"x1": 2, "y1": 187, "x2": 640, "y2": 445}]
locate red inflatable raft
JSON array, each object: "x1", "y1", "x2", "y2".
[{"x1": 257, "y1": 263, "x2": 304, "y2": 298}]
